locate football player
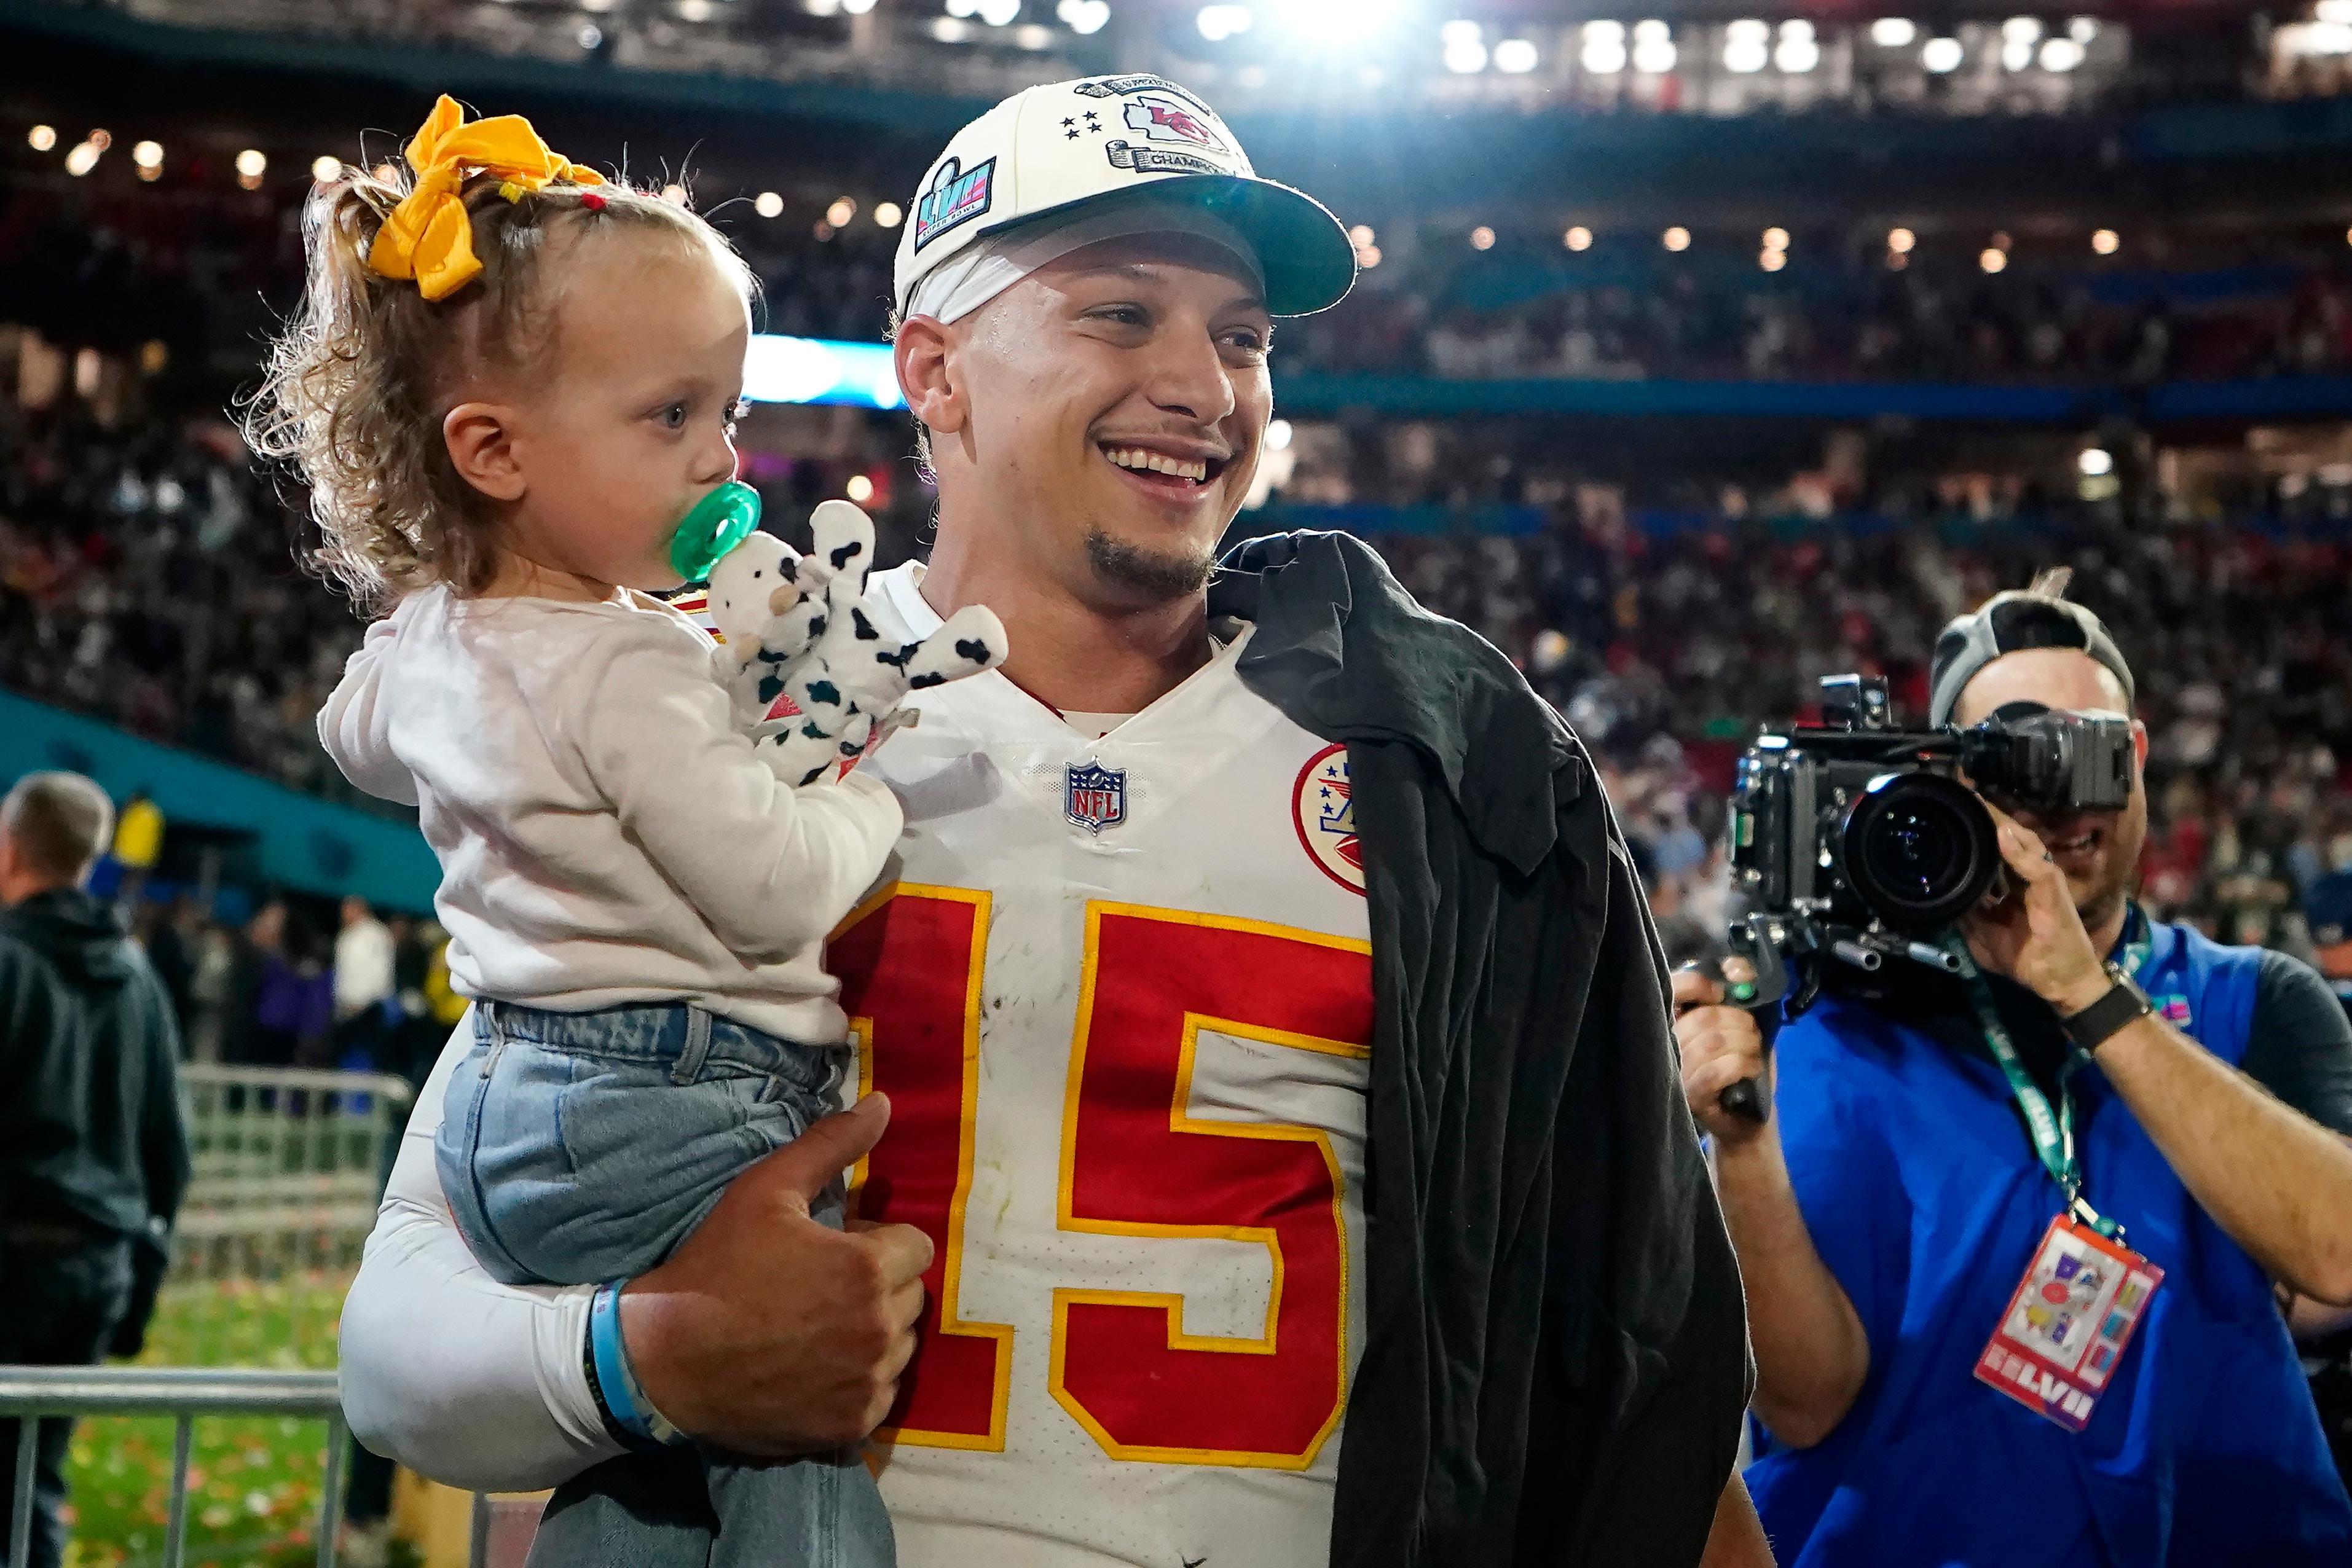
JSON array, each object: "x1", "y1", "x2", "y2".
[{"x1": 340, "y1": 74, "x2": 1768, "y2": 1568}]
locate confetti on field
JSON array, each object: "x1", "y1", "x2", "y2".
[{"x1": 62, "y1": 1272, "x2": 348, "y2": 1568}]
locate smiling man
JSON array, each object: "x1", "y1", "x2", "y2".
[{"x1": 339, "y1": 76, "x2": 1764, "y2": 1568}]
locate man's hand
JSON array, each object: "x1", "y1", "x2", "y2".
[
  {"x1": 1961, "y1": 803, "x2": 2111, "y2": 1015},
  {"x1": 1675, "y1": 962, "x2": 1772, "y2": 1147},
  {"x1": 618, "y1": 1094, "x2": 934, "y2": 1457}
]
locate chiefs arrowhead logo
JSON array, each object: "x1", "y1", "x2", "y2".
[{"x1": 1123, "y1": 95, "x2": 1229, "y2": 155}]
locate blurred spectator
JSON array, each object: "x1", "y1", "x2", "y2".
[
  {"x1": 0, "y1": 772, "x2": 189, "y2": 1568},
  {"x1": 331, "y1": 895, "x2": 396, "y2": 1064}
]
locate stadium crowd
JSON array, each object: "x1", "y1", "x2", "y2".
[
  {"x1": 13, "y1": 166, "x2": 2352, "y2": 393},
  {"x1": 7, "y1": 396, "x2": 2351, "y2": 967}
]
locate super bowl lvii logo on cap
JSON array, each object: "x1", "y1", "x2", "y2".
[{"x1": 913, "y1": 156, "x2": 996, "y2": 253}]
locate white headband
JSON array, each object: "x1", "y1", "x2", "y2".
[{"x1": 902, "y1": 201, "x2": 1266, "y2": 326}]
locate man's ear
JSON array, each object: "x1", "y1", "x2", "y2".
[
  {"x1": 894, "y1": 316, "x2": 967, "y2": 442},
  {"x1": 442, "y1": 401, "x2": 527, "y2": 504}
]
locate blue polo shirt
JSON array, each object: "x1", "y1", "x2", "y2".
[{"x1": 1747, "y1": 912, "x2": 2352, "y2": 1566}]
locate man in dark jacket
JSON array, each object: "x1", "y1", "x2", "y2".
[{"x1": 0, "y1": 771, "x2": 192, "y2": 1568}]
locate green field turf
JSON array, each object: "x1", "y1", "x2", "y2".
[{"x1": 57, "y1": 1274, "x2": 348, "y2": 1568}]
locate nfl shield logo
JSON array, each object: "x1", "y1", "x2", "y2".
[{"x1": 1064, "y1": 761, "x2": 1127, "y2": 835}]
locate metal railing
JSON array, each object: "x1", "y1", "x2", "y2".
[
  {"x1": 175, "y1": 1065, "x2": 414, "y2": 1281},
  {"x1": 0, "y1": 1366, "x2": 508, "y2": 1568}
]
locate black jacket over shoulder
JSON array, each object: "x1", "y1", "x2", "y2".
[
  {"x1": 1211, "y1": 532, "x2": 1752, "y2": 1568},
  {"x1": 0, "y1": 888, "x2": 191, "y2": 1241}
]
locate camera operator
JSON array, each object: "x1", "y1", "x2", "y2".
[{"x1": 1678, "y1": 578, "x2": 2352, "y2": 1566}]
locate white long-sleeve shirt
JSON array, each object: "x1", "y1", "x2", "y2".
[
  {"x1": 340, "y1": 565, "x2": 1379, "y2": 1567},
  {"x1": 317, "y1": 584, "x2": 902, "y2": 1042}
]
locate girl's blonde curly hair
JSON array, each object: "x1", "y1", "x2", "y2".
[{"x1": 243, "y1": 163, "x2": 750, "y2": 613}]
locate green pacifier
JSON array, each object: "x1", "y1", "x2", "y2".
[{"x1": 668, "y1": 480, "x2": 763, "y2": 584}]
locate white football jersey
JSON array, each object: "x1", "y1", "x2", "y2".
[{"x1": 836, "y1": 563, "x2": 1375, "y2": 1568}]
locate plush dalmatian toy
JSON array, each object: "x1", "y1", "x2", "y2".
[
  {"x1": 706, "y1": 531, "x2": 824, "y2": 731},
  {"x1": 707, "y1": 501, "x2": 1008, "y2": 788}
]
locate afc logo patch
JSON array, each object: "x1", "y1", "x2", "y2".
[
  {"x1": 1065, "y1": 759, "x2": 1128, "y2": 835},
  {"x1": 1292, "y1": 744, "x2": 1364, "y2": 895}
]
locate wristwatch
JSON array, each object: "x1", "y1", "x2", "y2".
[{"x1": 2061, "y1": 964, "x2": 2155, "y2": 1054}]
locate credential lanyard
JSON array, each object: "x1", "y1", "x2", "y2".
[{"x1": 1941, "y1": 925, "x2": 2150, "y2": 1244}]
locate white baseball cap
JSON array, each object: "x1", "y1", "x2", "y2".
[{"x1": 892, "y1": 74, "x2": 1356, "y2": 321}]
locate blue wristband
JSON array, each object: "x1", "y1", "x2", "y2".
[{"x1": 589, "y1": 1282, "x2": 683, "y2": 1446}]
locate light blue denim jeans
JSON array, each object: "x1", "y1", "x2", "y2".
[{"x1": 436, "y1": 999, "x2": 894, "y2": 1568}]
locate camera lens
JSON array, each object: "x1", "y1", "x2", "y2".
[{"x1": 1841, "y1": 772, "x2": 1999, "y2": 932}]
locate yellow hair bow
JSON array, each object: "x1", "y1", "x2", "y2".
[{"x1": 366, "y1": 95, "x2": 606, "y2": 302}]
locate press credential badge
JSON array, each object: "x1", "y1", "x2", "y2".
[{"x1": 1976, "y1": 1212, "x2": 2165, "y2": 1432}]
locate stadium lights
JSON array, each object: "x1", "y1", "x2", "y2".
[
  {"x1": 1991, "y1": 229, "x2": 2012, "y2": 249},
  {"x1": 2323, "y1": 0, "x2": 2352, "y2": 22},
  {"x1": 133, "y1": 139, "x2": 163, "y2": 176},
  {"x1": 2040, "y1": 37, "x2": 2085, "y2": 69},
  {"x1": 932, "y1": 17, "x2": 971, "y2": 39},
  {"x1": 1870, "y1": 18, "x2": 1916, "y2": 47},
  {"x1": 844, "y1": 0, "x2": 878, "y2": 11},
  {"x1": 977, "y1": 0, "x2": 1020, "y2": 25},
  {"x1": 1495, "y1": 38, "x2": 1539, "y2": 72},
  {"x1": 312, "y1": 155, "x2": 343, "y2": 183},
  {"x1": 1776, "y1": 22, "x2": 1820, "y2": 73},
  {"x1": 1197, "y1": 4, "x2": 1251, "y2": 42},
  {"x1": 65, "y1": 141, "x2": 101, "y2": 178},
  {"x1": 2002, "y1": 38, "x2": 2033, "y2": 69},
  {"x1": 679, "y1": 0, "x2": 712, "y2": 22},
  {"x1": 805, "y1": 0, "x2": 843, "y2": 14},
  {"x1": 1980, "y1": 247, "x2": 2007, "y2": 273},
  {"x1": 875, "y1": 201, "x2": 904, "y2": 228},
  {"x1": 2069, "y1": 15, "x2": 2097, "y2": 40},
  {"x1": 827, "y1": 196, "x2": 857, "y2": 226},
  {"x1": 1443, "y1": 28, "x2": 1489, "y2": 73},
  {"x1": 578, "y1": 23, "x2": 605, "y2": 48},
  {"x1": 661, "y1": 182, "x2": 689, "y2": 205},
  {"x1": 1886, "y1": 249, "x2": 1909, "y2": 270},
  {"x1": 755, "y1": 190, "x2": 785, "y2": 218},
  {"x1": 1565, "y1": 225, "x2": 1593, "y2": 251},
  {"x1": 1056, "y1": 0, "x2": 1109, "y2": 33},
  {"x1": 1663, "y1": 225, "x2": 1691, "y2": 251},
  {"x1": 1470, "y1": 225, "x2": 1496, "y2": 250},
  {"x1": 28, "y1": 125, "x2": 56, "y2": 152},
  {"x1": 1267, "y1": 418, "x2": 1294, "y2": 450},
  {"x1": 846, "y1": 474, "x2": 876, "y2": 503},
  {"x1": 1358, "y1": 244, "x2": 1382, "y2": 267},
  {"x1": 1922, "y1": 36, "x2": 1964, "y2": 71},
  {"x1": 1888, "y1": 226, "x2": 1916, "y2": 252},
  {"x1": 2002, "y1": 17, "x2": 2042, "y2": 44},
  {"x1": 1015, "y1": 23, "x2": 1053, "y2": 46},
  {"x1": 1349, "y1": 223, "x2": 1375, "y2": 246},
  {"x1": 1760, "y1": 248, "x2": 1786, "y2": 272},
  {"x1": 1631, "y1": 20, "x2": 1675, "y2": 73},
  {"x1": 1581, "y1": 20, "x2": 1627, "y2": 74},
  {"x1": 1724, "y1": 19, "x2": 1769, "y2": 73},
  {"x1": 2079, "y1": 448, "x2": 2114, "y2": 477},
  {"x1": 235, "y1": 148, "x2": 267, "y2": 189},
  {"x1": 583, "y1": 0, "x2": 617, "y2": 12},
  {"x1": 1763, "y1": 226, "x2": 1789, "y2": 249},
  {"x1": 2092, "y1": 228, "x2": 2119, "y2": 254}
]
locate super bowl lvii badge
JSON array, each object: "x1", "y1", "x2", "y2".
[{"x1": 1065, "y1": 759, "x2": 1128, "y2": 835}]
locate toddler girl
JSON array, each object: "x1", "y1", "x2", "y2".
[{"x1": 246, "y1": 96, "x2": 1001, "y2": 1568}]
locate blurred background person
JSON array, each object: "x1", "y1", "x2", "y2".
[{"x1": 0, "y1": 772, "x2": 189, "y2": 1568}]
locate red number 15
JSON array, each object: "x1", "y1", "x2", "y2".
[{"x1": 831, "y1": 887, "x2": 1374, "y2": 1470}]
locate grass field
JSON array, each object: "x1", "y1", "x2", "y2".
[{"x1": 57, "y1": 1274, "x2": 348, "y2": 1568}]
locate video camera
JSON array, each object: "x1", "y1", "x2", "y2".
[{"x1": 1729, "y1": 673, "x2": 2134, "y2": 990}]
